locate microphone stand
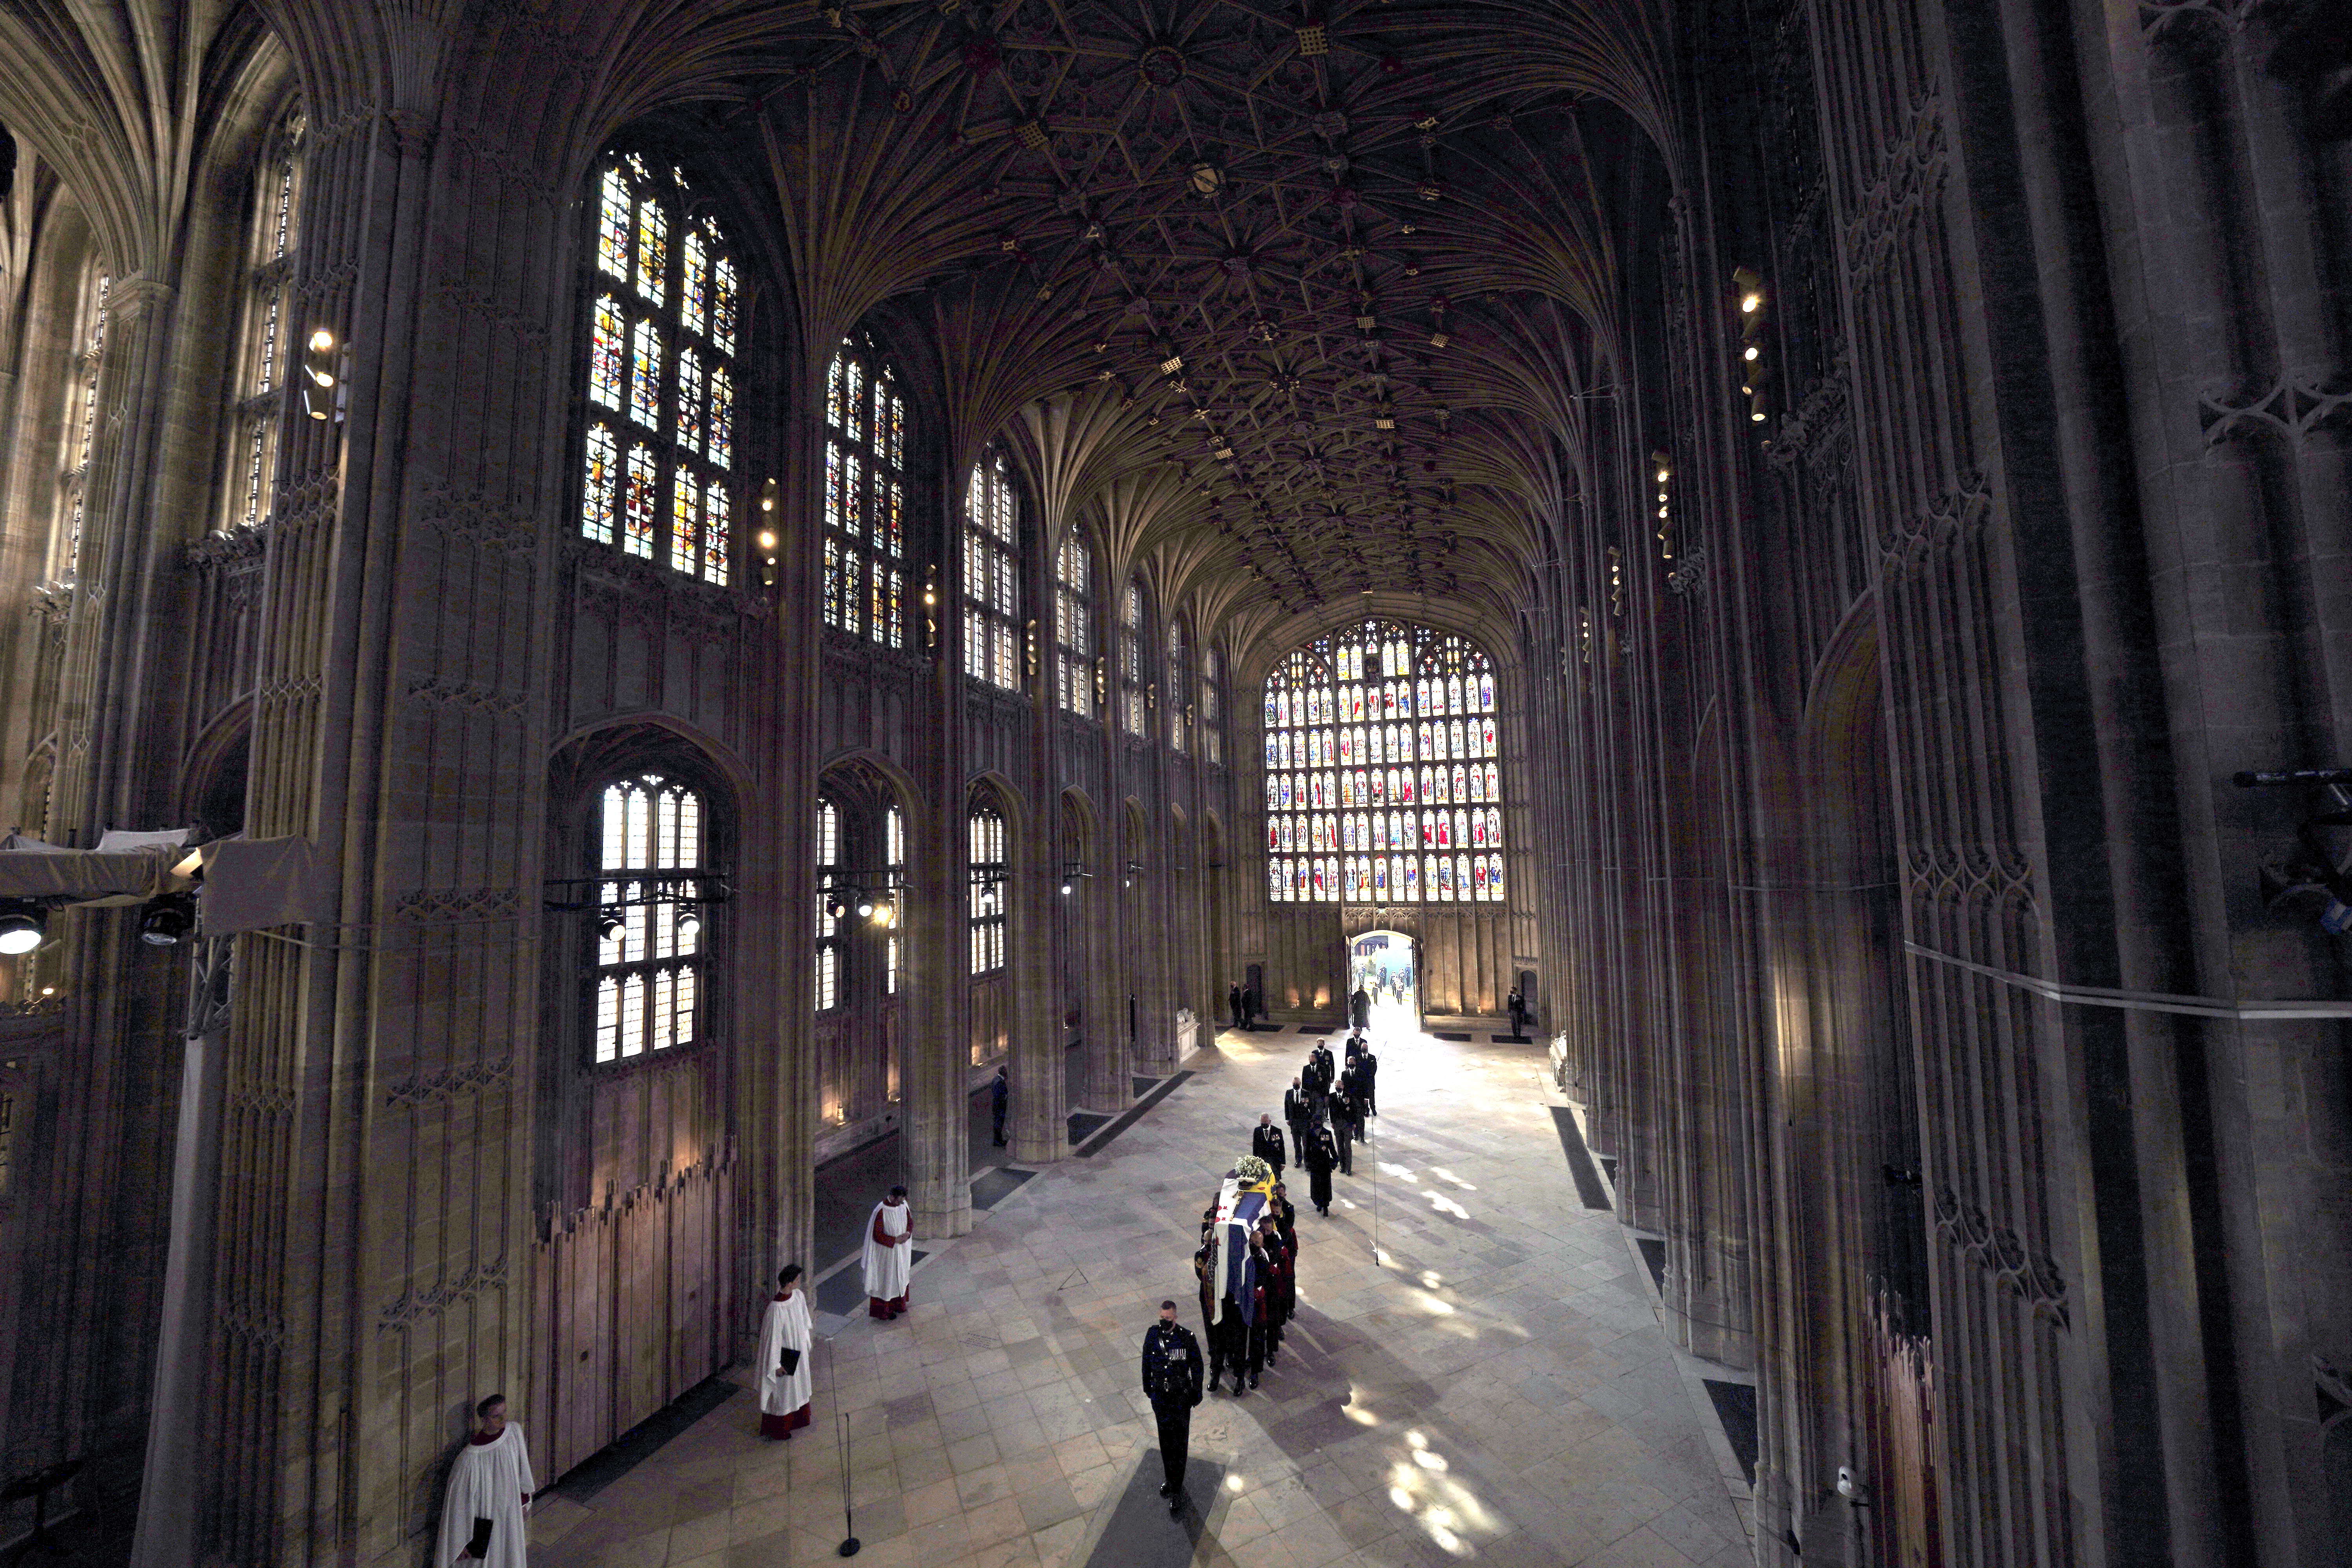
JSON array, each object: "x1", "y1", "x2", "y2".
[{"x1": 825, "y1": 1327, "x2": 859, "y2": 1557}]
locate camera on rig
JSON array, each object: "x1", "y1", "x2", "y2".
[{"x1": 2234, "y1": 767, "x2": 2352, "y2": 935}]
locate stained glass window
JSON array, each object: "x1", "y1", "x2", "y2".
[
  {"x1": 823, "y1": 336, "x2": 908, "y2": 648},
  {"x1": 594, "y1": 774, "x2": 708, "y2": 1062},
  {"x1": 1201, "y1": 646, "x2": 1224, "y2": 766},
  {"x1": 220, "y1": 106, "x2": 305, "y2": 539},
  {"x1": 963, "y1": 450, "x2": 1020, "y2": 690},
  {"x1": 1263, "y1": 620, "x2": 1505, "y2": 904},
  {"x1": 969, "y1": 808, "x2": 1007, "y2": 975},
  {"x1": 1121, "y1": 583, "x2": 1148, "y2": 736},
  {"x1": 576, "y1": 152, "x2": 735, "y2": 585},
  {"x1": 1055, "y1": 533, "x2": 1093, "y2": 716}
]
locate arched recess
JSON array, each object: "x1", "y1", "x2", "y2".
[
  {"x1": 1782, "y1": 596, "x2": 1940, "y2": 1563},
  {"x1": 1202, "y1": 809, "x2": 1230, "y2": 1034},
  {"x1": 177, "y1": 696, "x2": 252, "y2": 841},
  {"x1": 1117, "y1": 794, "x2": 1167, "y2": 1077},
  {"x1": 532, "y1": 716, "x2": 745, "y2": 1483},
  {"x1": 815, "y1": 753, "x2": 915, "y2": 1156},
  {"x1": 1057, "y1": 786, "x2": 1100, "y2": 1066},
  {"x1": 1168, "y1": 803, "x2": 1196, "y2": 1042}
]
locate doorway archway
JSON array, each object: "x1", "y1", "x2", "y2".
[{"x1": 1348, "y1": 930, "x2": 1419, "y2": 1031}]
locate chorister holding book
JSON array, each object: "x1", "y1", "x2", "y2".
[{"x1": 437, "y1": 1394, "x2": 534, "y2": 1566}]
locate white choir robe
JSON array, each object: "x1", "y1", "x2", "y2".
[
  {"x1": 757, "y1": 1288, "x2": 814, "y2": 1438},
  {"x1": 862, "y1": 1200, "x2": 913, "y2": 1317},
  {"x1": 436, "y1": 1422, "x2": 534, "y2": 1568}
]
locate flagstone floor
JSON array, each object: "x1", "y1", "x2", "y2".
[{"x1": 527, "y1": 1018, "x2": 1753, "y2": 1568}]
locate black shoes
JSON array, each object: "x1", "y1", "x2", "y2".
[
  {"x1": 1158, "y1": 1482, "x2": 1174, "y2": 1497},
  {"x1": 1249, "y1": 1376, "x2": 1260, "y2": 1389},
  {"x1": 1169, "y1": 1491, "x2": 1187, "y2": 1516}
]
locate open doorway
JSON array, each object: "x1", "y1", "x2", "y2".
[{"x1": 1348, "y1": 931, "x2": 1418, "y2": 1032}]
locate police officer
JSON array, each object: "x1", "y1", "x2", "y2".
[{"x1": 1140, "y1": 1299, "x2": 1204, "y2": 1514}]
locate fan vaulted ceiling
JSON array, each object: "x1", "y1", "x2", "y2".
[{"x1": 738, "y1": 0, "x2": 1678, "y2": 660}]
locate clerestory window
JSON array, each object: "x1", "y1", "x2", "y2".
[
  {"x1": 822, "y1": 336, "x2": 907, "y2": 647},
  {"x1": 579, "y1": 151, "x2": 737, "y2": 584},
  {"x1": 963, "y1": 450, "x2": 1020, "y2": 690}
]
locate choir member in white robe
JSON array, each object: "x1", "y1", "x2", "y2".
[
  {"x1": 862, "y1": 1185, "x2": 914, "y2": 1318},
  {"x1": 437, "y1": 1395, "x2": 534, "y2": 1567},
  {"x1": 757, "y1": 1265, "x2": 815, "y2": 1439}
]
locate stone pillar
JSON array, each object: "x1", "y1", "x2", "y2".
[{"x1": 129, "y1": 939, "x2": 231, "y2": 1568}]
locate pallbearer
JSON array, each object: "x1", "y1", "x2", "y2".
[
  {"x1": 437, "y1": 1394, "x2": 534, "y2": 1566},
  {"x1": 863, "y1": 1184, "x2": 914, "y2": 1318},
  {"x1": 757, "y1": 1265, "x2": 814, "y2": 1439}
]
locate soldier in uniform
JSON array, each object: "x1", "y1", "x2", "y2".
[{"x1": 1141, "y1": 1299, "x2": 1204, "y2": 1514}]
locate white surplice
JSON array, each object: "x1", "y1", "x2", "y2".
[
  {"x1": 436, "y1": 1422, "x2": 534, "y2": 1568},
  {"x1": 861, "y1": 1199, "x2": 912, "y2": 1303},
  {"x1": 757, "y1": 1288, "x2": 814, "y2": 1421}
]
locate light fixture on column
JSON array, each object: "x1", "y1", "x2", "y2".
[
  {"x1": 1733, "y1": 267, "x2": 1770, "y2": 427},
  {"x1": 0, "y1": 902, "x2": 47, "y2": 955},
  {"x1": 1123, "y1": 858, "x2": 1143, "y2": 888},
  {"x1": 302, "y1": 328, "x2": 343, "y2": 422}
]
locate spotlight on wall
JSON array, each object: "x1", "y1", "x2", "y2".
[
  {"x1": 0, "y1": 903, "x2": 47, "y2": 956},
  {"x1": 826, "y1": 892, "x2": 850, "y2": 920},
  {"x1": 302, "y1": 328, "x2": 342, "y2": 422},
  {"x1": 1733, "y1": 267, "x2": 1770, "y2": 426},
  {"x1": 597, "y1": 908, "x2": 625, "y2": 940},
  {"x1": 855, "y1": 891, "x2": 877, "y2": 920},
  {"x1": 2236, "y1": 766, "x2": 2352, "y2": 933},
  {"x1": 138, "y1": 894, "x2": 196, "y2": 947},
  {"x1": 675, "y1": 907, "x2": 702, "y2": 939}
]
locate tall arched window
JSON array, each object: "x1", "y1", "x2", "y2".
[
  {"x1": 969, "y1": 808, "x2": 1007, "y2": 975},
  {"x1": 1262, "y1": 619, "x2": 1504, "y2": 906},
  {"x1": 963, "y1": 451, "x2": 1019, "y2": 689},
  {"x1": 224, "y1": 105, "x2": 304, "y2": 533},
  {"x1": 53, "y1": 263, "x2": 110, "y2": 583},
  {"x1": 885, "y1": 805, "x2": 905, "y2": 995},
  {"x1": 1167, "y1": 622, "x2": 1190, "y2": 753},
  {"x1": 580, "y1": 151, "x2": 737, "y2": 584},
  {"x1": 1201, "y1": 645, "x2": 1224, "y2": 766},
  {"x1": 1120, "y1": 583, "x2": 1147, "y2": 737},
  {"x1": 595, "y1": 774, "x2": 707, "y2": 1061},
  {"x1": 822, "y1": 336, "x2": 907, "y2": 647},
  {"x1": 815, "y1": 798, "x2": 841, "y2": 1011},
  {"x1": 1055, "y1": 534, "x2": 1093, "y2": 715}
]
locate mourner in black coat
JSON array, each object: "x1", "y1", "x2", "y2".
[{"x1": 1303, "y1": 1120, "x2": 1339, "y2": 1215}]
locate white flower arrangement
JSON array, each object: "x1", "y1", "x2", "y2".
[{"x1": 1233, "y1": 1154, "x2": 1274, "y2": 1185}]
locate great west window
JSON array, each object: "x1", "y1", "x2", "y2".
[{"x1": 1262, "y1": 620, "x2": 1504, "y2": 905}]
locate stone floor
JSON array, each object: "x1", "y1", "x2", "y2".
[{"x1": 528, "y1": 1018, "x2": 1753, "y2": 1567}]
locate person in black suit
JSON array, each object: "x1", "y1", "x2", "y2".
[
  {"x1": 1283, "y1": 1076, "x2": 1309, "y2": 1147},
  {"x1": 1358, "y1": 1046, "x2": 1378, "y2": 1117},
  {"x1": 1228, "y1": 983, "x2": 1244, "y2": 1030},
  {"x1": 1251, "y1": 1112, "x2": 1287, "y2": 1181}
]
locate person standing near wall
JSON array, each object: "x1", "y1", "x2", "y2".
[
  {"x1": 437, "y1": 1395, "x2": 534, "y2": 1566},
  {"x1": 1228, "y1": 983, "x2": 1243, "y2": 1030},
  {"x1": 991, "y1": 1066, "x2": 1009, "y2": 1147}
]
